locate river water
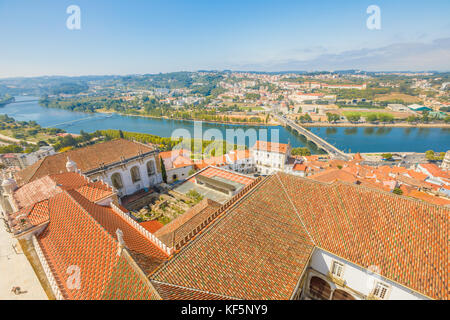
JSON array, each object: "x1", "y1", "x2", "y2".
[{"x1": 1, "y1": 96, "x2": 449, "y2": 153}]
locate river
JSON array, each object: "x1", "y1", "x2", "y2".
[{"x1": 1, "y1": 96, "x2": 449, "y2": 153}]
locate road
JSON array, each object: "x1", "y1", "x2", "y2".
[
  {"x1": 0, "y1": 133, "x2": 37, "y2": 145},
  {"x1": 273, "y1": 114, "x2": 351, "y2": 160}
]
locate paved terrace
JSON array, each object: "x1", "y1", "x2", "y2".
[
  {"x1": 274, "y1": 114, "x2": 352, "y2": 160},
  {"x1": 0, "y1": 220, "x2": 47, "y2": 300}
]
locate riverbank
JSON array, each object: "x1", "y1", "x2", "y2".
[
  {"x1": 301, "y1": 122, "x2": 450, "y2": 128},
  {"x1": 3, "y1": 98, "x2": 450, "y2": 153},
  {"x1": 93, "y1": 109, "x2": 279, "y2": 127}
]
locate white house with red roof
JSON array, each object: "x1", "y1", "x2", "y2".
[
  {"x1": 159, "y1": 149, "x2": 193, "y2": 183},
  {"x1": 251, "y1": 140, "x2": 291, "y2": 175}
]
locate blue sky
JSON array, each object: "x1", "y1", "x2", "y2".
[{"x1": 0, "y1": 0, "x2": 449, "y2": 77}]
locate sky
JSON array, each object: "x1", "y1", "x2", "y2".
[{"x1": 0, "y1": 0, "x2": 449, "y2": 78}]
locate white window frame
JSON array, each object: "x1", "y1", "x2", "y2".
[
  {"x1": 331, "y1": 260, "x2": 345, "y2": 279},
  {"x1": 372, "y1": 281, "x2": 390, "y2": 300}
]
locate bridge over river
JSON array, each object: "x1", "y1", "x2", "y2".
[{"x1": 273, "y1": 114, "x2": 352, "y2": 160}]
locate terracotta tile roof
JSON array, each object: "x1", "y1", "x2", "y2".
[
  {"x1": 154, "y1": 198, "x2": 221, "y2": 248},
  {"x1": 309, "y1": 168, "x2": 358, "y2": 183},
  {"x1": 12, "y1": 176, "x2": 61, "y2": 209},
  {"x1": 419, "y1": 163, "x2": 450, "y2": 179},
  {"x1": 277, "y1": 173, "x2": 449, "y2": 300},
  {"x1": 9, "y1": 172, "x2": 114, "y2": 234},
  {"x1": 293, "y1": 164, "x2": 307, "y2": 172},
  {"x1": 353, "y1": 153, "x2": 363, "y2": 160},
  {"x1": 251, "y1": 140, "x2": 289, "y2": 154},
  {"x1": 159, "y1": 149, "x2": 190, "y2": 160},
  {"x1": 153, "y1": 173, "x2": 448, "y2": 300},
  {"x1": 151, "y1": 281, "x2": 235, "y2": 300},
  {"x1": 152, "y1": 176, "x2": 315, "y2": 300},
  {"x1": 407, "y1": 170, "x2": 428, "y2": 181},
  {"x1": 396, "y1": 175, "x2": 433, "y2": 190},
  {"x1": 172, "y1": 156, "x2": 194, "y2": 168},
  {"x1": 9, "y1": 201, "x2": 50, "y2": 234},
  {"x1": 407, "y1": 190, "x2": 450, "y2": 206},
  {"x1": 74, "y1": 181, "x2": 114, "y2": 203},
  {"x1": 67, "y1": 190, "x2": 168, "y2": 275},
  {"x1": 37, "y1": 191, "x2": 161, "y2": 300},
  {"x1": 188, "y1": 166, "x2": 255, "y2": 186},
  {"x1": 16, "y1": 139, "x2": 155, "y2": 185},
  {"x1": 140, "y1": 220, "x2": 164, "y2": 233},
  {"x1": 227, "y1": 149, "x2": 251, "y2": 162}
]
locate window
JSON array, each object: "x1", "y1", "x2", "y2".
[
  {"x1": 372, "y1": 282, "x2": 390, "y2": 299},
  {"x1": 146, "y1": 160, "x2": 156, "y2": 176},
  {"x1": 130, "y1": 166, "x2": 141, "y2": 183},
  {"x1": 331, "y1": 261, "x2": 344, "y2": 278},
  {"x1": 111, "y1": 173, "x2": 123, "y2": 189}
]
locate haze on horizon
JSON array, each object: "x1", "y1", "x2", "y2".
[{"x1": 1, "y1": 0, "x2": 450, "y2": 78}]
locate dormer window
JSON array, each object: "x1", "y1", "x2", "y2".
[{"x1": 331, "y1": 261, "x2": 344, "y2": 278}]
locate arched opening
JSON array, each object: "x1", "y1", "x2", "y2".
[
  {"x1": 332, "y1": 289, "x2": 355, "y2": 300},
  {"x1": 130, "y1": 166, "x2": 141, "y2": 183},
  {"x1": 147, "y1": 160, "x2": 156, "y2": 176},
  {"x1": 309, "y1": 276, "x2": 331, "y2": 300},
  {"x1": 111, "y1": 173, "x2": 123, "y2": 190},
  {"x1": 172, "y1": 174, "x2": 178, "y2": 181}
]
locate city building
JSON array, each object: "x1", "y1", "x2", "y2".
[
  {"x1": 387, "y1": 104, "x2": 409, "y2": 112},
  {"x1": 149, "y1": 173, "x2": 448, "y2": 300},
  {"x1": 17, "y1": 146, "x2": 56, "y2": 169},
  {"x1": 14, "y1": 139, "x2": 162, "y2": 198},
  {"x1": 408, "y1": 104, "x2": 432, "y2": 112},
  {"x1": 251, "y1": 141, "x2": 291, "y2": 175},
  {"x1": 159, "y1": 149, "x2": 193, "y2": 183},
  {"x1": 3, "y1": 168, "x2": 448, "y2": 300},
  {"x1": 173, "y1": 166, "x2": 256, "y2": 204},
  {"x1": 442, "y1": 151, "x2": 450, "y2": 170}
]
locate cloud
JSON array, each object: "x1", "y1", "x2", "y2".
[{"x1": 234, "y1": 38, "x2": 450, "y2": 72}]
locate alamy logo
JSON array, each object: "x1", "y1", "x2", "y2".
[
  {"x1": 66, "y1": 5, "x2": 81, "y2": 30},
  {"x1": 66, "y1": 265, "x2": 81, "y2": 290},
  {"x1": 366, "y1": 5, "x2": 381, "y2": 30}
]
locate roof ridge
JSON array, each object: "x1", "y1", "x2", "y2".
[
  {"x1": 151, "y1": 176, "x2": 267, "y2": 278},
  {"x1": 275, "y1": 173, "x2": 316, "y2": 246},
  {"x1": 150, "y1": 280, "x2": 240, "y2": 300},
  {"x1": 24, "y1": 158, "x2": 46, "y2": 184},
  {"x1": 62, "y1": 190, "x2": 118, "y2": 245},
  {"x1": 333, "y1": 179, "x2": 450, "y2": 210}
]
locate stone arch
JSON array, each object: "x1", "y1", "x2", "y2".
[
  {"x1": 332, "y1": 289, "x2": 355, "y2": 300},
  {"x1": 130, "y1": 166, "x2": 141, "y2": 183},
  {"x1": 309, "y1": 276, "x2": 331, "y2": 300},
  {"x1": 147, "y1": 160, "x2": 156, "y2": 176},
  {"x1": 111, "y1": 172, "x2": 123, "y2": 190}
]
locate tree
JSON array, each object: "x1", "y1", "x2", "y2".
[
  {"x1": 119, "y1": 130, "x2": 125, "y2": 139},
  {"x1": 378, "y1": 114, "x2": 394, "y2": 123},
  {"x1": 291, "y1": 147, "x2": 311, "y2": 156},
  {"x1": 326, "y1": 113, "x2": 340, "y2": 123},
  {"x1": 160, "y1": 157, "x2": 167, "y2": 183},
  {"x1": 406, "y1": 115, "x2": 418, "y2": 123},
  {"x1": 187, "y1": 189, "x2": 203, "y2": 204},
  {"x1": 346, "y1": 114, "x2": 361, "y2": 123},
  {"x1": 366, "y1": 114, "x2": 378, "y2": 123},
  {"x1": 393, "y1": 188, "x2": 403, "y2": 195},
  {"x1": 0, "y1": 144, "x2": 23, "y2": 154},
  {"x1": 382, "y1": 153, "x2": 393, "y2": 160}
]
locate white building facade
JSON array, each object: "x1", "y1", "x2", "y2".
[
  {"x1": 297, "y1": 249, "x2": 429, "y2": 300},
  {"x1": 251, "y1": 141, "x2": 291, "y2": 175}
]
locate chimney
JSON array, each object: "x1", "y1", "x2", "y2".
[
  {"x1": 116, "y1": 228, "x2": 125, "y2": 255},
  {"x1": 66, "y1": 157, "x2": 77, "y2": 173}
]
